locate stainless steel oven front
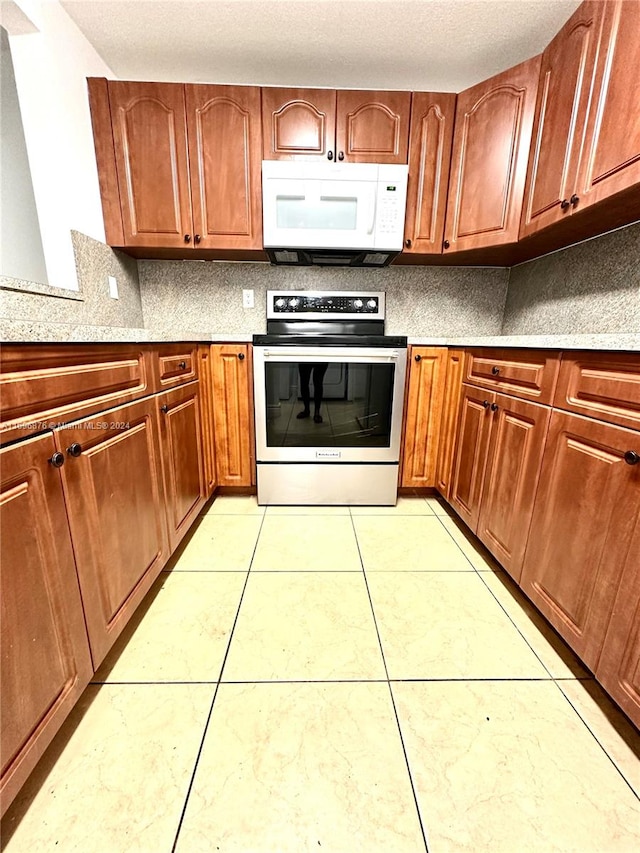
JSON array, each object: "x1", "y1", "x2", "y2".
[{"x1": 253, "y1": 343, "x2": 407, "y2": 505}]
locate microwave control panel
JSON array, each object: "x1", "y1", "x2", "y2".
[{"x1": 375, "y1": 168, "x2": 408, "y2": 247}]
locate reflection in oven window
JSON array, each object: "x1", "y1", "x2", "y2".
[{"x1": 264, "y1": 362, "x2": 394, "y2": 448}]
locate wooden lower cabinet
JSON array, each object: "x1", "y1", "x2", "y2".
[
  {"x1": 596, "y1": 518, "x2": 640, "y2": 727},
  {"x1": 198, "y1": 346, "x2": 217, "y2": 497},
  {"x1": 401, "y1": 347, "x2": 446, "y2": 487},
  {"x1": 55, "y1": 397, "x2": 169, "y2": 669},
  {"x1": 1, "y1": 433, "x2": 93, "y2": 817},
  {"x1": 476, "y1": 393, "x2": 551, "y2": 581},
  {"x1": 211, "y1": 344, "x2": 255, "y2": 487},
  {"x1": 157, "y1": 382, "x2": 207, "y2": 550},
  {"x1": 520, "y1": 411, "x2": 640, "y2": 672},
  {"x1": 449, "y1": 384, "x2": 494, "y2": 529},
  {"x1": 435, "y1": 349, "x2": 464, "y2": 498}
]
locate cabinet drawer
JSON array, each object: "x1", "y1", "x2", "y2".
[
  {"x1": 0, "y1": 344, "x2": 152, "y2": 445},
  {"x1": 554, "y1": 352, "x2": 640, "y2": 430},
  {"x1": 465, "y1": 349, "x2": 560, "y2": 404},
  {"x1": 153, "y1": 344, "x2": 198, "y2": 390}
]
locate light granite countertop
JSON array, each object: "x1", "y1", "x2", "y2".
[{"x1": 1, "y1": 320, "x2": 639, "y2": 351}]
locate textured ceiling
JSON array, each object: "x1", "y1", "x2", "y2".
[{"x1": 60, "y1": 0, "x2": 582, "y2": 92}]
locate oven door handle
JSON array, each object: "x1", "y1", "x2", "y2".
[{"x1": 261, "y1": 349, "x2": 402, "y2": 362}]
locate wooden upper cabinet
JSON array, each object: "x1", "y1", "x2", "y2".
[
  {"x1": 1, "y1": 434, "x2": 93, "y2": 817},
  {"x1": 520, "y1": 2, "x2": 601, "y2": 238},
  {"x1": 575, "y1": 0, "x2": 640, "y2": 212},
  {"x1": 443, "y1": 55, "x2": 540, "y2": 253},
  {"x1": 261, "y1": 87, "x2": 336, "y2": 160},
  {"x1": 335, "y1": 90, "x2": 411, "y2": 164},
  {"x1": 261, "y1": 88, "x2": 411, "y2": 163},
  {"x1": 520, "y1": 410, "x2": 640, "y2": 671},
  {"x1": 107, "y1": 81, "x2": 193, "y2": 248},
  {"x1": 400, "y1": 347, "x2": 447, "y2": 487},
  {"x1": 186, "y1": 84, "x2": 263, "y2": 249},
  {"x1": 404, "y1": 93, "x2": 456, "y2": 253}
]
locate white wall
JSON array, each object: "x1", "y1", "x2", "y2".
[{"x1": 3, "y1": 0, "x2": 114, "y2": 289}]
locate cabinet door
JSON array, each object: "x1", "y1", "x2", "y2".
[
  {"x1": 108, "y1": 81, "x2": 193, "y2": 248},
  {"x1": 55, "y1": 398, "x2": 169, "y2": 668},
  {"x1": 520, "y1": 2, "x2": 601, "y2": 238},
  {"x1": 444, "y1": 56, "x2": 540, "y2": 252},
  {"x1": 261, "y1": 87, "x2": 336, "y2": 161},
  {"x1": 596, "y1": 517, "x2": 640, "y2": 728},
  {"x1": 211, "y1": 345, "x2": 255, "y2": 487},
  {"x1": 576, "y1": 0, "x2": 640, "y2": 213},
  {"x1": 404, "y1": 93, "x2": 456, "y2": 254},
  {"x1": 520, "y1": 411, "x2": 640, "y2": 671},
  {"x1": 198, "y1": 346, "x2": 217, "y2": 498},
  {"x1": 1, "y1": 434, "x2": 92, "y2": 816},
  {"x1": 158, "y1": 382, "x2": 207, "y2": 551},
  {"x1": 449, "y1": 384, "x2": 494, "y2": 530},
  {"x1": 400, "y1": 347, "x2": 447, "y2": 487},
  {"x1": 335, "y1": 90, "x2": 411, "y2": 164},
  {"x1": 476, "y1": 394, "x2": 551, "y2": 582},
  {"x1": 435, "y1": 349, "x2": 465, "y2": 499},
  {"x1": 186, "y1": 84, "x2": 263, "y2": 250}
]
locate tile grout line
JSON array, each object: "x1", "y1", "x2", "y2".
[
  {"x1": 348, "y1": 512, "x2": 431, "y2": 853},
  {"x1": 170, "y1": 509, "x2": 268, "y2": 853}
]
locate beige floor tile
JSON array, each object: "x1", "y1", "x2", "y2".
[
  {"x1": 350, "y1": 496, "x2": 436, "y2": 515},
  {"x1": 173, "y1": 515, "x2": 262, "y2": 570},
  {"x1": 367, "y1": 572, "x2": 547, "y2": 679},
  {"x1": 94, "y1": 571, "x2": 245, "y2": 682},
  {"x1": 266, "y1": 504, "x2": 350, "y2": 515},
  {"x1": 480, "y1": 568, "x2": 590, "y2": 678},
  {"x1": 202, "y1": 494, "x2": 264, "y2": 515},
  {"x1": 558, "y1": 679, "x2": 640, "y2": 796},
  {"x1": 251, "y1": 515, "x2": 361, "y2": 571},
  {"x1": 175, "y1": 682, "x2": 426, "y2": 853},
  {"x1": 222, "y1": 573, "x2": 386, "y2": 681},
  {"x1": 424, "y1": 495, "x2": 453, "y2": 516},
  {"x1": 3, "y1": 683, "x2": 212, "y2": 853},
  {"x1": 437, "y1": 514, "x2": 502, "y2": 571},
  {"x1": 353, "y1": 516, "x2": 473, "y2": 571},
  {"x1": 394, "y1": 681, "x2": 640, "y2": 852}
]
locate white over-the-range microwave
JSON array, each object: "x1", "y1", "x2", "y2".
[{"x1": 262, "y1": 160, "x2": 409, "y2": 267}]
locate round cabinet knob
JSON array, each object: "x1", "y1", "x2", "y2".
[
  {"x1": 405, "y1": 239, "x2": 412, "y2": 248},
  {"x1": 275, "y1": 298, "x2": 286, "y2": 308},
  {"x1": 560, "y1": 199, "x2": 570, "y2": 210},
  {"x1": 354, "y1": 299, "x2": 363, "y2": 308},
  {"x1": 570, "y1": 194, "x2": 580, "y2": 207},
  {"x1": 194, "y1": 234, "x2": 201, "y2": 244},
  {"x1": 367, "y1": 299, "x2": 377, "y2": 309},
  {"x1": 179, "y1": 361, "x2": 187, "y2": 370},
  {"x1": 184, "y1": 234, "x2": 191, "y2": 243},
  {"x1": 238, "y1": 352, "x2": 245, "y2": 361},
  {"x1": 482, "y1": 400, "x2": 490, "y2": 408},
  {"x1": 160, "y1": 404, "x2": 169, "y2": 414},
  {"x1": 490, "y1": 402, "x2": 499, "y2": 412},
  {"x1": 491, "y1": 366, "x2": 500, "y2": 375},
  {"x1": 624, "y1": 450, "x2": 639, "y2": 465},
  {"x1": 67, "y1": 443, "x2": 82, "y2": 457},
  {"x1": 338, "y1": 151, "x2": 344, "y2": 161},
  {"x1": 414, "y1": 354, "x2": 422, "y2": 362},
  {"x1": 327, "y1": 151, "x2": 334, "y2": 161},
  {"x1": 48, "y1": 451, "x2": 65, "y2": 468},
  {"x1": 443, "y1": 240, "x2": 450, "y2": 249}
]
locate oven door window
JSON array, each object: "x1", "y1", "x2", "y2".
[{"x1": 264, "y1": 361, "x2": 395, "y2": 448}]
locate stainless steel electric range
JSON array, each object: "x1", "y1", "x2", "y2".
[{"x1": 252, "y1": 291, "x2": 407, "y2": 505}]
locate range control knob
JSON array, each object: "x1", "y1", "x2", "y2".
[
  {"x1": 275, "y1": 298, "x2": 286, "y2": 308},
  {"x1": 289, "y1": 298, "x2": 300, "y2": 308},
  {"x1": 367, "y1": 299, "x2": 377, "y2": 309},
  {"x1": 354, "y1": 299, "x2": 363, "y2": 309}
]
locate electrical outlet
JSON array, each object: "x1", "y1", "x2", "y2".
[
  {"x1": 242, "y1": 289, "x2": 254, "y2": 309},
  {"x1": 108, "y1": 275, "x2": 119, "y2": 299}
]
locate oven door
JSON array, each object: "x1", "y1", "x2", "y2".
[{"x1": 253, "y1": 346, "x2": 407, "y2": 463}]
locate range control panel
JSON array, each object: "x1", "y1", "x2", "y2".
[{"x1": 268, "y1": 291, "x2": 384, "y2": 319}]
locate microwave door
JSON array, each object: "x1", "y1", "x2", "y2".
[{"x1": 263, "y1": 178, "x2": 377, "y2": 249}]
